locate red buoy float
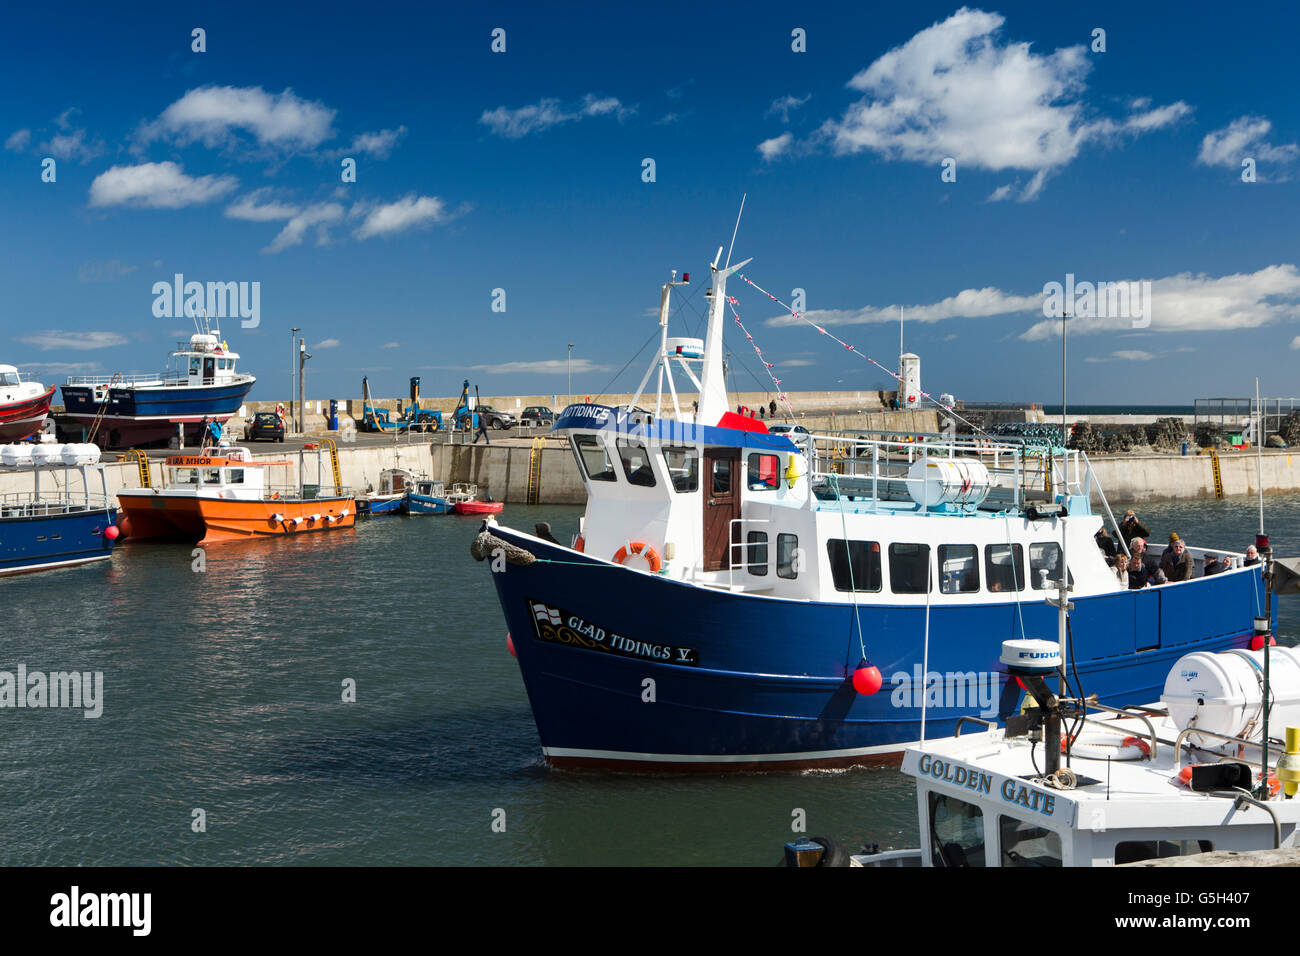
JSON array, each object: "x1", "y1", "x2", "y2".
[
  {"x1": 506, "y1": 633, "x2": 516, "y2": 658},
  {"x1": 1250, "y1": 633, "x2": 1277, "y2": 651},
  {"x1": 852, "y1": 659, "x2": 883, "y2": 696},
  {"x1": 103, "y1": 525, "x2": 120, "y2": 540}
]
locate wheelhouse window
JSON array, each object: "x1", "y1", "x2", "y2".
[
  {"x1": 1029, "y1": 542, "x2": 1072, "y2": 590},
  {"x1": 777, "y1": 533, "x2": 799, "y2": 579},
  {"x1": 0, "y1": 371, "x2": 18, "y2": 386},
  {"x1": 226, "y1": 469, "x2": 244, "y2": 484},
  {"x1": 827, "y1": 539, "x2": 881, "y2": 592},
  {"x1": 929, "y1": 793, "x2": 985, "y2": 867},
  {"x1": 939, "y1": 545, "x2": 979, "y2": 594},
  {"x1": 572, "y1": 435, "x2": 616, "y2": 482},
  {"x1": 999, "y1": 816, "x2": 1062, "y2": 867},
  {"x1": 201, "y1": 469, "x2": 220, "y2": 484},
  {"x1": 747, "y1": 531, "x2": 769, "y2": 575},
  {"x1": 986, "y1": 544, "x2": 1025, "y2": 593},
  {"x1": 173, "y1": 468, "x2": 198, "y2": 485},
  {"x1": 711, "y1": 458, "x2": 732, "y2": 495},
  {"x1": 747, "y1": 453, "x2": 780, "y2": 491},
  {"x1": 661, "y1": 447, "x2": 699, "y2": 493},
  {"x1": 889, "y1": 543, "x2": 932, "y2": 594},
  {"x1": 617, "y1": 441, "x2": 657, "y2": 487},
  {"x1": 1114, "y1": 839, "x2": 1212, "y2": 865}
]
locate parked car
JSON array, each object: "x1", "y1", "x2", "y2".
[
  {"x1": 474, "y1": 405, "x2": 517, "y2": 430},
  {"x1": 767, "y1": 423, "x2": 810, "y2": 437},
  {"x1": 244, "y1": 412, "x2": 285, "y2": 442},
  {"x1": 520, "y1": 406, "x2": 555, "y2": 428}
]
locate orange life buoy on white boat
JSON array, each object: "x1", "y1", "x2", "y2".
[
  {"x1": 573, "y1": 535, "x2": 585, "y2": 553},
  {"x1": 613, "y1": 541, "x2": 662, "y2": 572}
]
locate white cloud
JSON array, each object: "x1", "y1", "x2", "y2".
[
  {"x1": 767, "y1": 94, "x2": 811, "y2": 122},
  {"x1": 786, "y1": 8, "x2": 1188, "y2": 199},
  {"x1": 1085, "y1": 350, "x2": 1157, "y2": 363},
  {"x1": 265, "y1": 202, "x2": 345, "y2": 253},
  {"x1": 381, "y1": 341, "x2": 400, "y2": 349},
  {"x1": 225, "y1": 189, "x2": 302, "y2": 222},
  {"x1": 5, "y1": 128, "x2": 31, "y2": 151},
  {"x1": 1021, "y1": 265, "x2": 1300, "y2": 340},
  {"x1": 765, "y1": 265, "x2": 1300, "y2": 343},
  {"x1": 77, "y1": 259, "x2": 137, "y2": 282},
  {"x1": 463, "y1": 359, "x2": 612, "y2": 375},
  {"x1": 17, "y1": 361, "x2": 103, "y2": 375},
  {"x1": 1198, "y1": 116, "x2": 1299, "y2": 170},
  {"x1": 19, "y1": 331, "x2": 128, "y2": 350},
  {"x1": 331, "y1": 126, "x2": 407, "y2": 159},
  {"x1": 479, "y1": 94, "x2": 632, "y2": 138},
  {"x1": 767, "y1": 286, "x2": 1041, "y2": 327},
  {"x1": 757, "y1": 132, "x2": 794, "y2": 162},
  {"x1": 41, "y1": 111, "x2": 105, "y2": 162},
  {"x1": 141, "y1": 85, "x2": 336, "y2": 153},
  {"x1": 1291, "y1": 337, "x2": 1300, "y2": 350},
  {"x1": 313, "y1": 338, "x2": 340, "y2": 349},
  {"x1": 987, "y1": 183, "x2": 1014, "y2": 202},
  {"x1": 88, "y1": 162, "x2": 238, "y2": 209},
  {"x1": 353, "y1": 194, "x2": 449, "y2": 240}
]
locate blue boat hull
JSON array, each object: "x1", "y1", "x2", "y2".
[
  {"x1": 0, "y1": 506, "x2": 117, "y2": 575},
  {"x1": 61, "y1": 380, "x2": 255, "y2": 447},
  {"x1": 358, "y1": 495, "x2": 408, "y2": 516},
  {"x1": 407, "y1": 493, "x2": 451, "y2": 515},
  {"x1": 486, "y1": 526, "x2": 1271, "y2": 770}
]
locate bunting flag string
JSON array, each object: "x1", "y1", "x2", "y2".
[
  {"x1": 726, "y1": 295, "x2": 797, "y2": 421},
  {"x1": 737, "y1": 272, "x2": 997, "y2": 438}
]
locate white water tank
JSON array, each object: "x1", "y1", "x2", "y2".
[
  {"x1": 31, "y1": 443, "x2": 63, "y2": 467},
  {"x1": 666, "y1": 337, "x2": 704, "y2": 360},
  {"x1": 1162, "y1": 646, "x2": 1300, "y2": 750},
  {"x1": 907, "y1": 458, "x2": 992, "y2": 507},
  {"x1": 0, "y1": 445, "x2": 34, "y2": 468},
  {"x1": 60, "y1": 443, "x2": 101, "y2": 465}
]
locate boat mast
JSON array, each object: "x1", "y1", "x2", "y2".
[{"x1": 697, "y1": 250, "x2": 751, "y2": 425}]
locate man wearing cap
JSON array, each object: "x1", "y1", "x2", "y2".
[
  {"x1": 1118, "y1": 510, "x2": 1150, "y2": 549},
  {"x1": 1160, "y1": 535, "x2": 1195, "y2": 582},
  {"x1": 1203, "y1": 552, "x2": 1226, "y2": 576}
]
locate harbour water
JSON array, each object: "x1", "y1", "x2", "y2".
[{"x1": 3, "y1": 495, "x2": 1298, "y2": 866}]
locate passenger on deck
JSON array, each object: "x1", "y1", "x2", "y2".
[
  {"x1": 1113, "y1": 553, "x2": 1129, "y2": 585},
  {"x1": 1118, "y1": 510, "x2": 1150, "y2": 549},
  {"x1": 1160, "y1": 537, "x2": 1195, "y2": 582},
  {"x1": 1203, "y1": 552, "x2": 1226, "y2": 576},
  {"x1": 1244, "y1": 545, "x2": 1261, "y2": 566},
  {"x1": 1094, "y1": 527, "x2": 1118, "y2": 559},
  {"x1": 1127, "y1": 537, "x2": 1165, "y2": 588}
]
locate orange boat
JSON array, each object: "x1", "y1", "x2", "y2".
[{"x1": 116, "y1": 446, "x2": 355, "y2": 544}]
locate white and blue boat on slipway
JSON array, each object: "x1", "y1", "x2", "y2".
[{"x1": 475, "y1": 247, "x2": 1270, "y2": 771}]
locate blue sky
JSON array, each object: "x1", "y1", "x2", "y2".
[{"x1": 2, "y1": 1, "x2": 1299, "y2": 405}]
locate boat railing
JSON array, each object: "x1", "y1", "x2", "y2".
[
  {"x1": 262, "y1": 484, "x2": 356, "y2": 501},
  {"x1": 65, "y1": 373, "x2": 159, "y2": 386},
  {"x1": 0, "y1": 490, "x2": 113, "y2": 515},
  {"x1": 802, "y1": 430, "x2": 1098, "y2": 514}
]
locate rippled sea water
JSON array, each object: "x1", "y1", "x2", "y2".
[{"x1": 2, "y1": 494, "x2": 1297, "y2": 865}]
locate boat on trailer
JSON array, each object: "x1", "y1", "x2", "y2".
[
  {"x1": 475, "y1": 245, "x2": 1270, "y2": 772},
  {"x1": 0, "y1": 442, "x2": 117, "y2": 575},
  {"x1": 61, "y1": 318, "x2": 255, "y2": 449},
  {"x1": 0, "y1": 367, "x2": 55, "y2": 443},
  {"x1": 116, "y1": 446, "x2": 354, "y2": 544}
]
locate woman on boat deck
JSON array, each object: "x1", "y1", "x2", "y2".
[
  {"x1": 1113, "y1": 553, "x2": 1129, "y2": 585},
  {"x1": 1160, "y1": 533, "x2": 1195, "y2": 582}
]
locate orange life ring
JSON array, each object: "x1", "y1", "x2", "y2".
[
  {"x1": 574, "y1": 534, "x2": 585, "y2": 553},
  {"x1": 613, "y1": 541, "x2": 662, "y2": 572}
]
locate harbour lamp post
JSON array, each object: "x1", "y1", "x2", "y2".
[
  {"x1": 299, "y1": 338, "x2": 311, "y2": 435},
  {"x1": 568, "y1": 343, "x2": 574, "y2": 406},
  {"x1": 290, "y1": 326, "x2": 300, "y2": 433}
]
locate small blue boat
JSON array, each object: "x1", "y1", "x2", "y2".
[
  {"x1": 357, "y1": 467, "x2": 412, "y2": 516},
  {"x1": 407, "y1": 479, "x2": 452, "y2": 515},
  {"x1": 0, "y1": 443, "x2": 117, "y2": 575}
]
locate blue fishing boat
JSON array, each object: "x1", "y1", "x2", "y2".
[
  {"x1": 475, "y1": 250, "x2": 1269, "y2": 771},
  {"x1": 0, "y1": 443, "x2": 118, "y2": 575},
  {"x1": 61, "y1": 318, "x2": 255, "y2": 449},
  {"x1": 407, "y1": 478, "x2": 452, "y2": 515},
  {"x1": 357, "y1": 468, "x2": 412, "y2": 517}
]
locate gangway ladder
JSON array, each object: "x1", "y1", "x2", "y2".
[
  {"x1": 124, "y1": 449, "x2": 151, "y2": 488},
  {"x1": 321, "y1": 437, "x2": 342, "y2": 494},
  {"x1": 1200, "y1": 446, "x2": 1225, "y2": 499},
  {"x1": 526, "y1": 438, "x2": 544, "y2": 505},
  {"x1": 85, "y1": 372, "x2": 123, "y2": 446}
]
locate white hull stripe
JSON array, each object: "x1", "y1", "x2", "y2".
[
  {"x1": 543, "y1": 742, "x2": 916, "y2": 763},
  {"x1": 0, "y1": 553, "x2": 111, "y2": 576}
]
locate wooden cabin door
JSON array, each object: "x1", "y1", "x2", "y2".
[{"x1": 703, "y1": 449, "x2": 741, "y2": 571}]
